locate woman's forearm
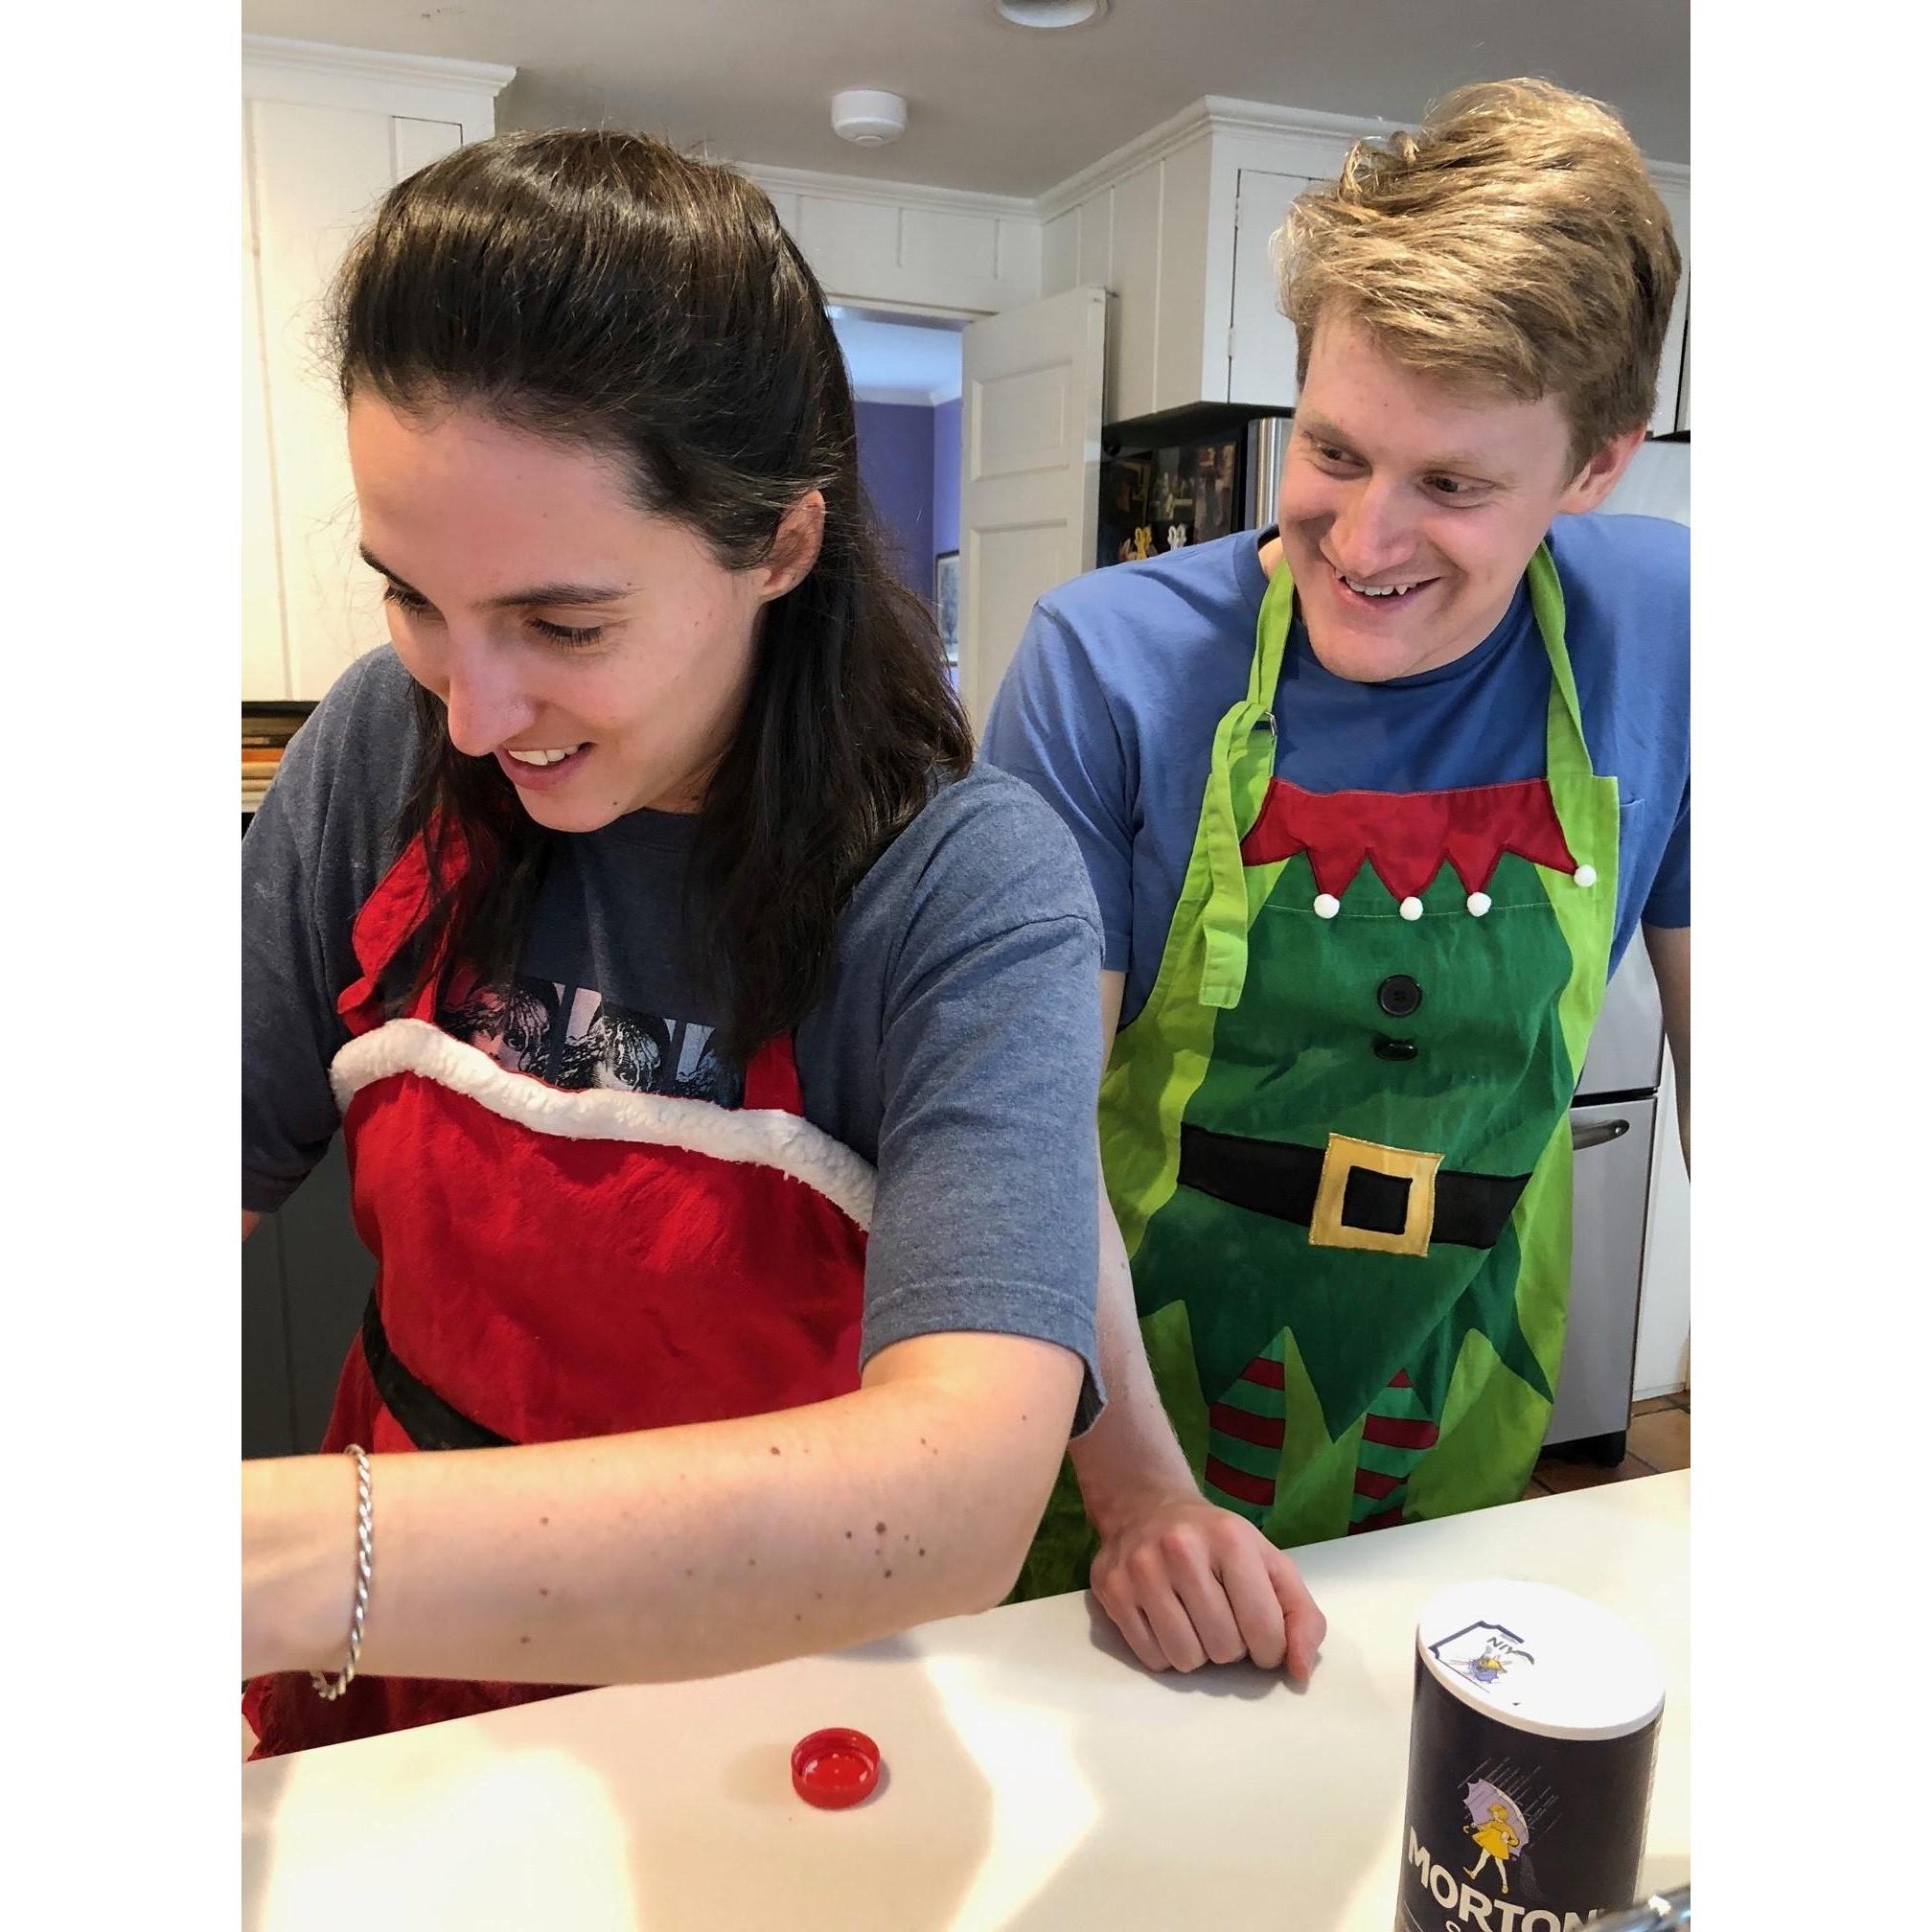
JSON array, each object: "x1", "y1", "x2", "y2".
[{"x1": 243, "y1": 1334, "x2": 1079, "y2": 1687}]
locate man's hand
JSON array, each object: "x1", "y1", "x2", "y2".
[
  {"x1": 1074, "y1": 969, "x2": 1327, "y2": 1681},
  {"x1": 1089, "y1": 1489, "x2": 1326, "y2": 1678}
]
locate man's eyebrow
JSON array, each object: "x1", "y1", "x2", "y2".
[
  {"x1": 1294, "y1": 418, "x2": 1510, "y2": 480},
  {"x1": 1294, "y1": 412, "x2": 1352, "y2": 448},
  {"x1": 357, "y1": 547, "x2": 632, "y2": 607}
]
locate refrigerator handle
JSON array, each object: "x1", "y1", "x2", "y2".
[{"x1": 1572, "y1": 1117, "x2": 1633, "y2": 1152}]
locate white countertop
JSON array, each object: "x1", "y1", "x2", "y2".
[{"x1": 242, "y1": 1471, "x2": 1689, "y2": 1931}]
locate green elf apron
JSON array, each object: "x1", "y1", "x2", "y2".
[{"x1": 1015, "y1": 544, "x2": 1619, "y2": 1598}]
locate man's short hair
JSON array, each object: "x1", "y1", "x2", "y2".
[{"x1": 1276, "y1": 79, "x2": 1683, "y2": 473}]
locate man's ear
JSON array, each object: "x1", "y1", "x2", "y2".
[
  {"x1": 759, "y1": 491, "x2": 827, "y2": 603},
  {"x1": 1556, "y1": 426, "x2": 1647, "y2": 516}
]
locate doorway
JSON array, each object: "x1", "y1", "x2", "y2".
[{"x1": 831, "y1": 307, "x2": 966, "y2": 683}]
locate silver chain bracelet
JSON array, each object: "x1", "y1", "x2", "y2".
[{"x1": 310, "y1": 1444, "x2": 374, "y2": 1701}]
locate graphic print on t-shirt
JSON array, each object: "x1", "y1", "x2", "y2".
[{"x1": 440, "y1": 977, "x2": 741, "y2": 1105}]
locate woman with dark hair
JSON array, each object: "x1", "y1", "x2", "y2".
[{"x1": 241, "y1": 129, "x2": 1105, "y2": 1757}]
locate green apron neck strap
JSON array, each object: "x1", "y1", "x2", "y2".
[
  {"x1": 1527, "y1": 542, "x2": 1590, "y2": 788},
  {"x1": 1196, "y1": 559, "x2": 1298, "y2": 1009}
]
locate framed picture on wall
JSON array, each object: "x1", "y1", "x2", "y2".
[{"x1": 933, "y1": 550, "x2": 959, "y2": 672}]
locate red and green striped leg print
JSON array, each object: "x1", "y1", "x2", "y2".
[
  {"x1": 1348, "y1": 1368, "x2": 1439, "y2": 1533},
  {"x1": 1204, "y1": 1346, "x2": 1290, "y2": 1520}
]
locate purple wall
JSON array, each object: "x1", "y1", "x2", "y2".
[
  {"x1": 855, "y1": 401, "x2": 934, "y2": 598},
  {"x1": 932, "y1": 398, "x2": 961, "y2": 564}
]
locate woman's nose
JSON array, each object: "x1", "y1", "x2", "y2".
[{"x1": 441, "y1": 640, "x2": 536, "y2": 758}]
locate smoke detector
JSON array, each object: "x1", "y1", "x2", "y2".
[
  {"x1": 994, "y1": 2, "x2": 1110, "y2": 28},
  {"x1": 831, "y1": 90, "x2": 907, "y2": 147}
]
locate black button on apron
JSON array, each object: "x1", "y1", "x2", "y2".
[
  {"x1": 1377, "y1": 975, "x2": 1423, "y2": 1019},
  {"x1": 1374, "y1": 1037, "x2": 1418, "y2": 1062}
]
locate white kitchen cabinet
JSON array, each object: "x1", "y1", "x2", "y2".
[
  {"x1": 1649, "y1": 173, "x2": 1691, "y2": 437},
  {"x1": 242, "y1": 39, "x2": 513, "y2": 702},
  {"x1": 1227, "y1": 167, "x2": 1318, "y2": 407},
  {"x1": 1230, "y1": 160, "x2": 1690, "y2": 426},
  {"x1": 741, "y1": 164, "x2": 1041, "y2": 320},
  {"x1": 1041, "y1": 101, "x2": 1690, "y2": 436},
  {"x1": 1106, "y1": 155, "x2": 1170, "y2": 424},
  {"x1": 1040, "y1": 106, "x2": 1392, "y2": 423},
  {"x1": 1039, "y1": 106, "x2": 1370, "y2": 423},
  {"x1": 1675, "y1": 308, "x2": 1690, "y2": 433}
]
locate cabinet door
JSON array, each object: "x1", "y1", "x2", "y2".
[
  {"x1": 393, "y1": 115, "x2": 464, "y2": 180},
  {"x1": 275, "y1": 1136, "x2": 379, "y2": 1453},
  {"x1": 242, "y1": 1212, "x2": 297, "y2": 1459},
  {"x1": 1674, "y1": 302, "x2": 1690, "y2": 434},
  {"x1": 1227, "y1": 170, "x2": 1314, "y2": 409},
  {"x1": 1107, "y1": 163, "x2": 1162, "y2": 424},
  {"x1": 1649, "y1": 183, "x2": 1691, "y2": 436},
  {"x1": 245, "y1": 103, "x2": 463, "y2": 702},
  {"x1": 242, "y1": 1139, "x2": 377, "y2": 1457},
  {"x1": 242, "y1": 128, "x2": 289, "y2": 702}
]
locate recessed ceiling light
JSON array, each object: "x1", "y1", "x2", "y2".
[{"x1": 995, "y1": 2, "x2": 1110, "y2": 29}]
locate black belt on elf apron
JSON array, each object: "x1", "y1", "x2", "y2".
[
  {"x1": 358, "y1": 1296, "x2": 513, "y2": 1452},
  {"x1": 1178, "y1": 1123, "x2": 1530, "y2": 1254}
]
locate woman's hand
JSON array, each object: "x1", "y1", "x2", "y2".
[{"x1": 1089, "y1": 1489, "x2": 1326, "y2": 1678}]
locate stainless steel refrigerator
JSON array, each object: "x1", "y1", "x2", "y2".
[{"x1": 1551, "y1": 942, "x2": 1667, "y2": 1460}]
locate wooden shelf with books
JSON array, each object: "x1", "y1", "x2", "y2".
[{"x1": 242, "y1": 702, "x2": 313, "y2": 821}]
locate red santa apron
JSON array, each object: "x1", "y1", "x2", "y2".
[{"x1": 243, "y1": 830, "x2": 874, "y2": 1758}]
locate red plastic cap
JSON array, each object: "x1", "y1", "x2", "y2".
[{"x1": 791, "y1": 1728, "x2": 881, "y2": 1809}]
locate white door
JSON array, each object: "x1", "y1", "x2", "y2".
[{"x1": 955, "y1": 286, "x2": 1106, "y2": 730}]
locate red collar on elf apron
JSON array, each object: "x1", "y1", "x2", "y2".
[{"x1": 1240, "y1": 774, "x2": 1587, "y2": 920}]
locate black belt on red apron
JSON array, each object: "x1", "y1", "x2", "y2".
[{"x1": 358, "y1": 1296, "x2": 512, "y2": 1451}]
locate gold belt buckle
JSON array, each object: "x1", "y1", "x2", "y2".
[{"x1": 1308, "y1": 1133, "x2": 1443, "y2": 1258}]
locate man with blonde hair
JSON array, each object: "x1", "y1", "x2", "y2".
[{"x1": 987, "y1": 80, "x2": 1690, "y2": 1677}]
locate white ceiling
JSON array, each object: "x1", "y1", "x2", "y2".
[{"x1": 241, "y1": 1, "x2": 1690, "y2": 197}]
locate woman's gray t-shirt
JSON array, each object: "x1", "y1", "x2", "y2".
[{"x1": 243, "y1": 648, "x2": 1107, "y2": 1427}]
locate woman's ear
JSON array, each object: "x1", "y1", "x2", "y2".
[{"x1": 759, "y1": 491, "x2": 827, "y2": 602}]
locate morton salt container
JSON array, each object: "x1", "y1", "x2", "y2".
[{"x1": 1393, "y1": 1579, "x2": 1666, "y2": 1932}]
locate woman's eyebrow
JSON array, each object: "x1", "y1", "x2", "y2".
[
  {"x1": 357, "y1": 544, "x2": 414, "y2": 588},
  {"x1": 484, "y1": 579, "x2": 633, "y2": 610},
  {"x1": 358, "y1": 545, "x2": 631, "y2": 608}
]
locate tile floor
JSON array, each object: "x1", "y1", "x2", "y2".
[{"x1": 1526, "y1": 1390, "x2": 1690, "y2": 1497}]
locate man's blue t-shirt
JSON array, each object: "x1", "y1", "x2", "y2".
[{"x1": 982, "y1": 514, "x2": 1689, "y2": 1030}]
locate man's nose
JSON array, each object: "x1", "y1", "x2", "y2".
[{"x1": 1327, "y1": 482, "x2": 1417, "y2": 579}]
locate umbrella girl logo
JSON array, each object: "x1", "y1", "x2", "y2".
[
  {"x1": 1431, "y1": 1620, "x2": 1536, "y2": 1698},
  {"x1": 1404, "y1": 1757, "x2": 1595, "y2": 1931},
  {"x1": 1461, "y1": 1776, "x2": 1530, "y2": 1895}
]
